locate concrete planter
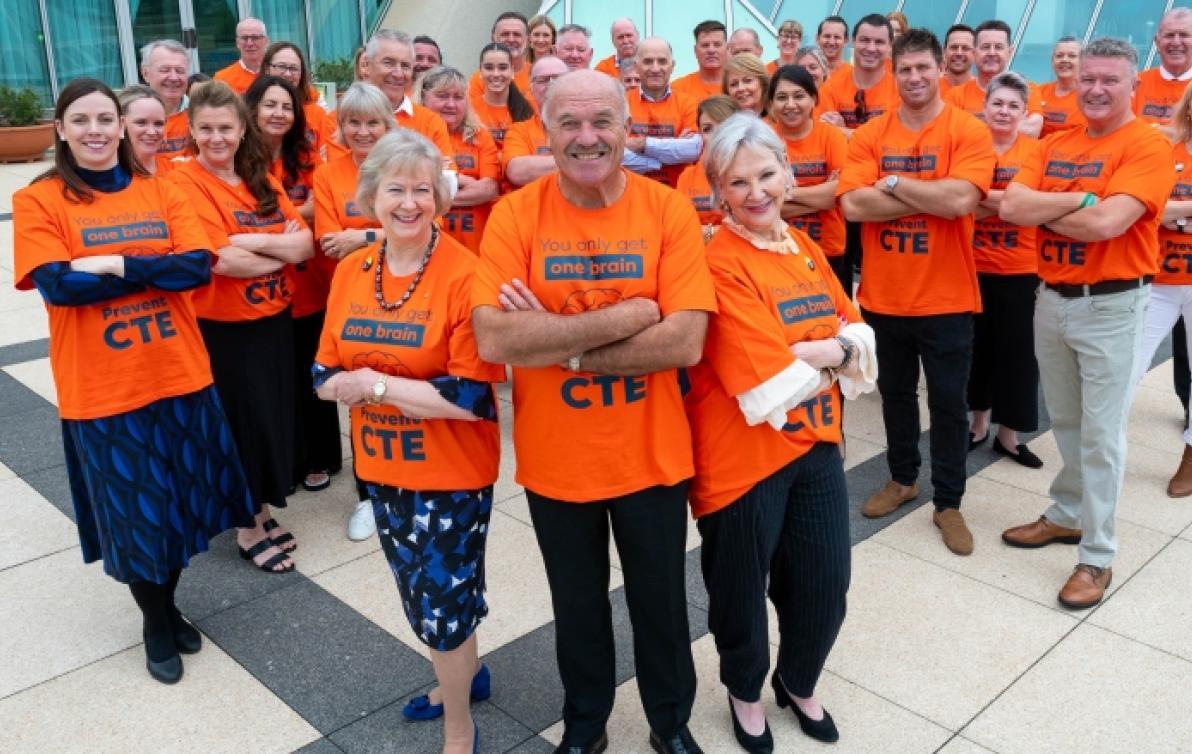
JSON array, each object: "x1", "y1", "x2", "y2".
[{"x1": 0, "y1": 122, "x2": 54, "y2": 163}]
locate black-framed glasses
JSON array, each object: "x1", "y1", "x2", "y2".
[
  {"x1": 853, "y1": 89, "x2": 869, "y2": 125},
  {"x1": 270, "y1": 63, "x2": 301, "y2": 75}
]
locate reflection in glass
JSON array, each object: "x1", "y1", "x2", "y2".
[
  {"x1": 48, "y1": 0, "x2": 124, "y2": 90},
  {"x1": 1014, "y1": 1, "x2": 1096, "y2": 83},
  {"x1": 0, "y1": 0, "x2": 53, "y2": 104}
]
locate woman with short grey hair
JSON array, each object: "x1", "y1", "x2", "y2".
[
  {"x1": 794, "y1": 46, "x2": 830, "y2": 86},
  {"x1": 313, "y1": 129, "x2": 503, "y2": 753},
  {"x1": 688, "y1": 112, "x2": 875, "y2": 751}
]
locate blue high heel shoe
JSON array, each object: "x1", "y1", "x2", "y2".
[{"x1": 402, "y1": 664, "x2": 492, "y2": 721}]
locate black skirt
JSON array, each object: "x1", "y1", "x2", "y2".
[{"x1": 199, "y1": 309, "x2": 295, "y2": 508}]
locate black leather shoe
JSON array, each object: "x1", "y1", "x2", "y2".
[
  {"x1": 143, "y1": 629, "x2": 183, "y2": 684},
  {"x1": 170, "y1": 610, "x2": 202, "y2": 654},
  {"x1": 728, "y1": 695, "x2": 773, "y2": 753},
  {"x1": 649, "y1": 725, "x2": 704, "y2": 754},
  {"x1": 993, "y1": 437, "x2": 1043, "y2": 469},
  {"x1": 553, "y1": 730, "x2": 608, "y2": 754},
  {"x1": 968, "y1": 432, "x2": 988, "y2": 452},
  {"x1": 771, "y1": 671, "x2": 838, "y2": 743}
]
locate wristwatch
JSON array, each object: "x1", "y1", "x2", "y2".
[
  {"x1": 370, "y1": 373, "x2": 388, "y2": 404},
  {"x1": 884, "y1": 175, "x2": 900, "y2": 195},
  {"x1": 1179, "y1": 217, "x2": 1188, "y2": 233},
  {"x1": 834, "y1": 336, "x2": 856, "y2": 371},
  {"x1": 567, "y1": 353, "x2": 584, "y2": 372}
]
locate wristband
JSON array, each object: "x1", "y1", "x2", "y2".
[{"x1": 1079, "y1": 193, "x2": 1097, "y2": 209}]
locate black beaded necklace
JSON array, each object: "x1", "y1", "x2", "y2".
[{"x1": 374, "y1": 225, "x2": 439, "y2": 312}]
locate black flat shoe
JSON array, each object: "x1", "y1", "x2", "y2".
[
  {"x1": 993, "y1": 437, "x2": 1043, "y2": 469},
  {"x1": 728, "y1": 695, "x2": 773, "y2": 753},
  {"x1": 553, "y1": 730, "x2": 608, "y2": 754},
  {"x1": 649, "y1": 726, "x2": 703, "y2": 754},
  {"x1": 968, "y1": 432, "x2": 988, "y2": 452},
  {"x1": 144, "y1": 631, "x2": 183, "y2": 684},
  {"x1": 170, "y1": 609, "x2": 202, "y2": 654},
  {"x1": 771, "y1": 671, "x2": 838, "y2": 743}
]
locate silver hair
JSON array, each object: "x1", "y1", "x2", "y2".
[
  {"x1": 703, "y1": 112, "x2": 788, "y2": 203},
  {"x1": 366, "y1": 28, "x2": 413, "y2": 60},
  {"x1": 356, "y1": 130, "x2": 452, "y2": 220},
  {"x1": 531, "y1": 55, "x2": 567, "y2": 77},
  {"x1": 984, "y1": 71, "x2": 1030, "y2": 104},
  {"x1": 336, "y1": 83, "x2": 398, "y2": 138},
  {"x1": 540, "y1": 70, "x2": 629, "y2": 126},
  {"x1": 558, "y1": 24, "x2": 592, "y2": 39},
  {"x1": 1081, "y1": 37, "x2": 1138, "y2": 68},
  {"x1": 140, "y1": 39, "x2": 188, "y2": 68},
  {"x1": 1161, "y1": 6, "x2": 1192, "y2": 26},
  {"x1": 237, "y1": 17, "x2": 267, "y2": 35},
  {"x1": 609, "y1": 18, "x2": 638, "y2": 35},
  {"x1": 795, "y1": 46, "x2": 829, "y2": 70}
]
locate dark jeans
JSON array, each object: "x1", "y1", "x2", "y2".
[
  {"x1": 292, "y1": 310, "x2": 342, "y2": 482},
  {"x1": 1174, "y1": 318, "x2": 1189, "y2": 411},
  {"x1": 828, "y1": 254, "x2": 853, "y2": 298},
  {"x1": 862, "y1": 309, "x2": 974, "y2": 509},
  {"x1": 697, "y1": 443, "x2": 850, "y2": 701},
  {"x1": 967, "y1": 273, "x2": 1039, "y2": 432},
  {"x1": 527, "y1": 482, "x2": 696, "y2": 746}
]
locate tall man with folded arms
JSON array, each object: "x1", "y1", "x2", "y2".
[
  {"x1": 816, "y1": 14, "x2": 900, "y2": 135},
  {"x1": 623, "y1": 38, "x2": 702, "y2": 187},
  {"x1": 140, "y1": 40, "x2": 191, "y2": 159},
  {"x1": 837, "y1": 29, "x2": 994, "y2": 556},
  {"x1": 595, "y1": 18, "x2": 639, "y2": 78},
  {"x1": 213, "y1": 18, "x2": 268, "y2": 94},
  {"x1": 473, "y1": 69, "x2": 715, "y2": 754},
  {"x1": 1000, "y1": 38, "x2": 1174, "y2": 609},
  {"x1": 944, "y1": 20, "x2": 1044, "y2": 136},
  {"x1": 672, "y1": 21, "x2": 729, "y2": 102}
]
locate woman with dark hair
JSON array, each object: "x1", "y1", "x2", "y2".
[
  {"x1": 263, "y1": 41, "x2": 339, "y2": 159},
  {"x1": 187, "y1": 72, "x2": 212, "y2": 97},
  {"x1": 13, "y1": 78, "x2": 254, "y2": 684},
  {"x1": 244, "y1": 74, "x2": 341, "y2": 495},
  {"x1": 768, "y1": 65, "x2": 850, "y2": 292},
  {"x1": 169, "y1": 81, "x2": 314, "y2": 573},
  {"x1": 468, "y1": 43, "x2": 535, "y2": 147}
]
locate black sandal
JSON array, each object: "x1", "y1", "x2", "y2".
[
  {"x1": 263, "y1": 518, "x2": 297, "y2": 553},
  {"x1": 302, "y1": 471, "x2": 332, "y2": 492},
  {"x1": 238, "y1": 537, "x2": 294, "y2": 573}
]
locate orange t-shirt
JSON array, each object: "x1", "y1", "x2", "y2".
[
  {"x1": 501, "y1": 116, "x2": 551, "y2": 172},
  {"x1": 815, "y1": 64, "x2": 900, "y2": 130},
  {"x1": 302, "y1": 102, "x2": 339, "y2": 160},
  {"x1": 837, "y1": 103, "x2": 994, "y2": 315},
  {"x1": 159, "y1": 110, "x2": 190, "y2": 159},
  {"x1": 468, "y1": 94, "x2": 513, "y2": 146},
  {"x1": 685, "y1": 226, "x2": 860, "y2": 516},
  {"x1": 213, "y1": 61, "x2": 258, "y2": 95},
  {"x1": 443, "y1": 127, "x2": 501, "y2": 253},
  {"x1": 396, "y1": 103, "x2": 455, "y2": 166},
  {"x1": 468, "y1": 67, "x2": 531, "y2": 102},
  {"x1": 312, "y1": 153, "x2": 378, "y2": 288},
  {"x1": 1133, "y1": 67, "x2": 1190, "y2": 125},
  {"x1": 1011, "y1": 117, "x2": 1173, "y2": 285},
  {"x1": 595, "y1": 55, "x2": 619, "y2": 78},
  {"x1": 671, "y1": 71, "x2": 723, "y2": 103},
  {"x1": 473, "y1": 171, "x2": 718, "y2": 501},
  {"x1": 270, "y1": 155, "x2": 329, "y2": 318},
  {"x1": 1156, "y1": 142, "x2": 1192, "y2": 285},
  {"x1": 316, "y1": 235, "x2": 504, "y2": 490},
  {"x1": 973, "y1": 136, "x2": 1041, "y2": 275},
  {"x1": 1037, "y1": 82, "x2": 1086, "y2": 138},
  {"x1": 626, "y1": 88, "x2": 699, "y2": 187},
  {"x1": 675, "y1": 159, "x2": 721, "y2": 226},
  {"x1": 775, "y1": 120, "x2": 848, "y2": 256},
  {"x1": 13, "y1": 175, "x2": 214, "y2": 420},
  {"x1": 169, "y1": 160, "x2": 302, "y2": 321},
  {"x1": 943, "y1": 78, "x2": 1043, "y2": 123}
]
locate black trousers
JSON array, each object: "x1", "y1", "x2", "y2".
[
  {"x1": 1174, "y1": 318, "x2": 1190, "y2": 411},
  {"x1": 862, "y1": 309, "x2": 974, "y2": 509},
  {"x1": 292, "y1": 310, "x2": 342, "y2": 482},
  {"x1": 697, "y1": 443, "x2": 850, "y2": 701},
  {"x1": 827, "y1": 253, "x2": 853, "y2": 298},
  {"x1": 967, "y1": 273, "x2": 1039, "y2": 432},
  {"x1": 527, "y1": 482, "x2": 696, "y2": 746}
]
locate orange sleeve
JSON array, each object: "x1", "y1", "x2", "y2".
[
  {"x1": 160, "y1": 179, "x2": 216, "y2": 254},
  {"x1": 825, "y1": 121, "x2": 848, "y2": 171},
  {"x1": 501, "y1": 122, "x2": 534, "y2": 170},
  {"x1": 477, "y1": 129, "x2": 502, "y2": 181},
  {"x1": 943, "y1": 85, "x2": 964, "y2": 109},
  {"x1": 421, "y1": 110, "x2": 457, "y2": 169},
  {"x1": 447, "y1": 260, "x2": 506, "y2": 382},
  {"x1": 679, "y1": 93, "x2": 700, "y2": 133},
  {"x1": 1010, "y1": 140, "x2": 1045, "y2": 189},
  {"x1": 656, "y1": 191, "x2": 717, "y2": 316},
  {"x1": 1027, "y1": 83, "x2": 1044, "y2": 115},
  {"x1": 836, "y1": 121, "x2": 880, "y2": 196},
  {"x1": 1104, "y1": 129, "x2": 1177, "y2": 215},
  {"x1": 948, "y1": 114, "x2": 996, "y2": 196},
  {"x1": 472, "y1": 195, "x2": 529, "y2": 310},
  {"x1": 312, "y1": 163, "x2": 341, "y2": 238},
  {"x1": 705, "y1": 261, "x2": 797, "y2": 397},
  {"x1": 12, "y1": 186, "x2": 70, "y2": 290},
  {"x1": 168, "y1": 171, "x2": 232, "y2": 249},
  {"x1": 271, "y1": 175, "x2": 304, "y2": 224}
]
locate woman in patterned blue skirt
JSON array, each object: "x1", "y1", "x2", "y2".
[{"x1": 12, "y1": 78, "x2": 256, "y2": 685}]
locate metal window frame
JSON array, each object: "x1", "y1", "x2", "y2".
[
  {"x1": 1083, "y1": 0, "x2": 1106, "y2": 43},
  {"x1": 1146, "y1": 0, "x2": 1175, "y2": 69},
  {"x1": 37, "y1": 0, "x2": 60, "y2": 101},
  {"x1": 1006, "y1": 0, "x2": 1036, "y2": 70}
]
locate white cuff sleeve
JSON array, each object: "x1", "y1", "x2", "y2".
[
  {"x1": 736, "y1": 359, "x2": 825, "y2": 430},
  {"x1": 836, "y1": 322, "x2": 878, "y2": 399}
]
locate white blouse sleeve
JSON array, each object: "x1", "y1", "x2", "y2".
[
  {"x1": 835, "y1": 322, "x2": 878, "y2": 399},
  {"x1": 736, "y1": 359, "x2": 826, "y2": 430}
]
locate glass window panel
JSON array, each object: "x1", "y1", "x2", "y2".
[
  {"x1": 1091, "y1": 0, "x2": 1167, "y2": 69},
  {"x1": 773, "y1": 1, "x2": 837, "y2": 52},
  {"x1": 732, "y1": 1, "x2": 777, "y2": 62},
  {"x1": 0, "y1": 0, "x2": 53, "y2": 105},
  {"x1": 900, "y1": 0, "x2": 966, "y2": 37},
  {"x1": 47, "y1": 0, "x2": 123, "y2": 90},
  {"x1": 960, "y1": 0, "x2": 1030, "y2": 30},
  {"x1": 1014, "y1": 0, "x2": 1095, "y2": 83},
  {"x1": 130, "y1": 0, "x2": 183, "y2": 67},
  {"x1": 364, "y1": 0, "x2": 387, "y2": 34},
  {"x1": 194, "y1": 1, "x2": 239, "y2": 75},
  {"x1": 256, "y1": 0, "x2": 310, "y2": 63},
  {"x1": 310, "y1": 0, "x2": 361, "y2": 66},
  {"x1": 651, "y1": 0, "x2": 725, "y2": 77},
  {"x1": 577, "y1": 5, "x2": 633, "y2": 67}
]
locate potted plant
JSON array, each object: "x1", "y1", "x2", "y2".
[
  {"x1": 0, "y1": 86, "x2": 53, "y2": 163},
  {"x1": 313, "y1": 57, "x2": 355, "y2": 104}
]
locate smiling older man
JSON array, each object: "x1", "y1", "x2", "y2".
[
  {"x1": 140, "y1": 39, "x2": 190, "y2": 158},
  {"x1": 213, "y1": 17, "x2": 268, "y2": 94},
  {"x1": 472, "y1": 69, "x2": 715, "y2": 754},
  {"x1": 363, "y1": 29, "x2": 453, "y2": 160}
]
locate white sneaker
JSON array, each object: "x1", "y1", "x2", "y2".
[{"x1": 347, "y1": 500, "x2": 376, "y2": 541}]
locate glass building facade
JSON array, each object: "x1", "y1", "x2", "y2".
[
  {"x1": 0, "y1": 0, "x2": 391, "y2": 105},
  {"x1": 540, "y1": 0, "x2": 1175, "y2": 85}
]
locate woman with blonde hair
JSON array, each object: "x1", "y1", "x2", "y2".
[
  {"x1": 118, "y1": 85, "x2": 173, "y2": 175},
  {"x1": 724, "y1": 53, "x2": 771, "y2": 117}
]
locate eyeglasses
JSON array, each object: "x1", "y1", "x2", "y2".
[
  {"x1": 270, "y1": 63, "x2": 302, "y2": 75},
  {"x1": 532, "y1": 73, "x2": 563, "y2": 85},
  {"x1": 237, "y1": 34, "x2": 266, "y2": 43},
  {"x1": 853, "y1": 89, "x2": 869, "y2": 125},
  {"x1": 778, "y1": 33, "x2": 800, "y2": 41}
]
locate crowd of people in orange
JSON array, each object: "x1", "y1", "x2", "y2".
[{"x1": 13, "y1": 7, "x2": 1192, "y2": 754}]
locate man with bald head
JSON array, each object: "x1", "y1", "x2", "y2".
[
  {"x1": 596, "y1": 18, "x2": 640, "y2": 78},
  {"x1": 214, "y1": 17, "x2": 268, "y2": 94},
  {"x1": 502, "y1": 56, "x2": 569, "y2": 186},
  {"x1": 473, "y1": 69, "x2": 714, "y2": 754},
  {"x1": 728, "y1": 28, "x2": 764, "y2": 57},
  {"x1": 623, "y1": 37, "x2": 702, "y2": 186}
]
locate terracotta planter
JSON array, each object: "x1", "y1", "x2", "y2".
[{"x1": 0, "y1": 122, "x2": 54, "y2": 163}]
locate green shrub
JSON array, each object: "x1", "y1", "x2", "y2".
[
  {"x1": 313, "y1": 57, "x2": 355, "y2": 90},
  {"x1": 0, "y1": 87, "x2": 44, "y2": 127}
]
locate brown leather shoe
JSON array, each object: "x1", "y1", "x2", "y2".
[
  {"x1": 1167, "y1": 444, "x2": 1192, "y2": 497},
  {"x1": 861, "y1": 481, "x2": 918, "y2": 518},
  {"x1": 1001, "y1": 516, "x2": 1081, "y2": 548},
  {"x1": 1057, "y1": 564, "x2": 1112, "y2": 609},
  {"x1": 933, "y1": 508, "x2": 974, "y2": 555}
]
